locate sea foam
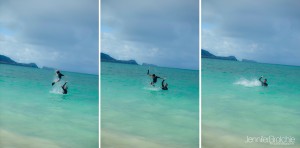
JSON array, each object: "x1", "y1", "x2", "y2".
[
  {"x1": 50, "y1": 81, "x2": 64, "y2": 94},
  {"x1": 143, "y1": 86, "x2": 161, "y2": 91},
  {"x1": 234, "y1": 78, "x2": 261, "y2": 87}
]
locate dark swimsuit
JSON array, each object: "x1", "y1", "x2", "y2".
[
  {"x1": 58, "y1": 73, "x2": 64, "y2": 79},
  {"x1": 62, "y1": 87, "x2": 68, "y2": 94},
  {"x1": 148, "y1": 70, "x2": 160, "y2": 83},
  {"x1": 153, "y1": 76, "x2": 160, "y2": 83}
]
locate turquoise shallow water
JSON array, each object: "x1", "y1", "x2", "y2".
[
  {"x1": 101, "y1": 62, "x2": 199, "y2": 148},
  {"x1": 0, "y1": 64, "x2": 98, "y2": 148},
  {"x1": 202, "y1": 58, "x2": 300, "y2": 148}
]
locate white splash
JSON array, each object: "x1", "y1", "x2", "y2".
[
  {"x1": 50, "y1": 81, "x2": 63, "y2": 94},
  {"x1": 234, "y1": 78, "x2": 261, "y2": 87},
  {"x1": 143, "y1": 86, "x2": 161, "y2": 91}
]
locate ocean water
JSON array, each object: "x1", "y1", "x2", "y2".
[
  {"x1": 202, "y1": 58, "x2": 300, "y2": 148},
  {"x1": 0, "y1": 64, "x2": 98, "y2": 148},
  {"x1": 101, "y1": 62, "x2": 199, "y2": 148}
]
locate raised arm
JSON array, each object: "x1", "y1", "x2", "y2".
[
  {"x1": 147, "y1": 69, "x2": 152, "y2": 76},
  {"x1": 62, "y1": 82, "x2": 67, "y2": 88},
  {"x1": 161, "y1": 80, "x2": 165, "y2": 87}
]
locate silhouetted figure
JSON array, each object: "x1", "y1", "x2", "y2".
[
  {"x1": 259, "y1": 76, "x2": 268, "y2": 87},
  {"x1": 161, "y1": 79, "x2": 168, "y2": 90},
  {"x1": 147, "y1": 69, "x2": 163, "y2": 86},
  {"x1": 52, "y1": 70, "x2": 64, "y2": 86},
  {"x1": 61, "y1": 81, "x2": 68, "y2": 94}
]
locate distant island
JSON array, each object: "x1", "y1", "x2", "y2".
[
  {"x1": 142, "y1": 63, "x2": 158, "y2": 67},
  {"x1": 42, "y1": 66, "x2": 56, "y2": 70},
  {"x1": 101, "y1": 53, "x2": 138, "y2": 65},
  {"x1": 202, "y1": 49, "x2": 238, "y2": 61},
  {"x1": 241, "y1": 59, "x2": 257, "y2": 63},
  {"x1": 0, "y1": 54, "x2": 38, "y2": 68}
]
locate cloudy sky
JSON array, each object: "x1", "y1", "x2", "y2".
[
  {"x1": 101, "y1": 0, "x2": 199, "y2": 70},
  {"x1": 202, "y1": 0, "x2": 300, "y2": 66},
  {"x1": 0, "y1": 0, "x2": 98, "y2": 74}
]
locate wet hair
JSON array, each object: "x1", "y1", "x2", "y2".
[{"x1": 152, "y1": 74, "x2": 155, "y2": 77}]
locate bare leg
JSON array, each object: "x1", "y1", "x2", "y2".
[{"x1": 52, "y1": 78, "x2": 62, "y2": 86}]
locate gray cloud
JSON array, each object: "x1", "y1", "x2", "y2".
[
  {"x1": 0, "y1": 0, "x2": 98, "y2": 74},
  {"x1": 202, "y1": 0, "x2": 300, "y2": 66},
  {"x1": 101, "y1": 0, "x2": 199, "y2": 70}
]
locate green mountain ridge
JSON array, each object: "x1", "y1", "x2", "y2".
[
  {"x1": 0, "y1": 54, "x2": 38, "y2": 68},
  {"x1": 101, "y1": 53, "x2": 138, "y2": 65},
  {"x1": 201, "y1": 49, "x2": 238, "y2": 61}
]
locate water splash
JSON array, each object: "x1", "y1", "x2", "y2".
[
  {"x1": 143, "y1": 86, "x2": 161, "y2": 91},
  {"x1": 234, "y1": 78, "x2": 261, "y2": 87},
  {"x1": 50, "y1": 81, "x2": 63, "y2": 94}
]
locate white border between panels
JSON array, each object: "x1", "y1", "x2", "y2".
[
  {"x1": 98, "y1": 0, "x2": 101, "y2": 147},
  {"x1": 199, "y1": 0, "x2": 202, "y2": 147}
]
